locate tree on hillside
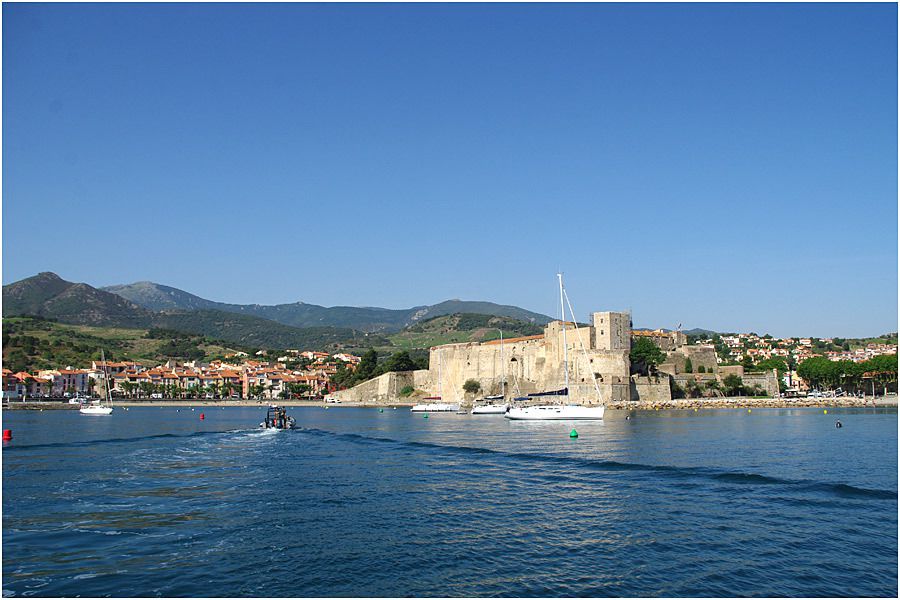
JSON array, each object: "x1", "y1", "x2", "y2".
[
  {"x1": 684, "y1": 357, "x2": 693, "y2": 373},
  {"x1": 382, "y1": 351, "x2": 418, "y2": 373},
  {"x1": 356, "y1": 348, "x2": 378, "y2": 380},
  {"x1": 630, "y1": 337, "x2": 665, "y2": 375},
  {"x1": 753, "y1": 357, "x2": 788, "y2": 374}
]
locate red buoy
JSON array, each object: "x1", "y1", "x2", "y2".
[
  {"x1": 200, "y1": 413, "x2": 205, "y2": 420},
  {"x1": 3, "y1": 430, "x2": 12, "y2": 440}
]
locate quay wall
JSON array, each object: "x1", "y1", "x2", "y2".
[{"x1": 629, "y1": 375, "x2": 673, "y2": 403}]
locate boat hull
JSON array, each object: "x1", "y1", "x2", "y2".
[
  {"x1": 410, "y1": 403, "x2": 459, "y2": 412},
  {"x1": 505, "y1": 405, "x2": 604, "y2": 420},
  {"x1": 79, "y1": 406, "x2": 113, "y2": 415},
  {"x1": 471, "y1": 404, "x2": 508, "y2": 414}
]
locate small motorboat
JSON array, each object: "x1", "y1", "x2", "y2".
[{"x1": 259, "y1": 405, "x2": 296, "y2": 429}]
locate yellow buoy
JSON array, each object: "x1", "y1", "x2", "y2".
[
  {"x1": 824, "y1": 409, "x2": 828, "y2": 414},
  {"x1": 748, "y1": 409, "x2": 752, "y2": 413}
]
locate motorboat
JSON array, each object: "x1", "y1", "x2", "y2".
[{"x1": 260, "y1": 405, "x2": 296, "y2": 429}]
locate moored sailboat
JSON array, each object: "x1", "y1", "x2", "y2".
[
  {"x1": 80, "y1": 350, "x2": 113, "y2": 416},
  {"x1": 471, "y1": 330, "x2": 509, "y2": 414},
  {"x1": 411, "y1": 354, "x2": 459, "y2": 412},
  {"x1": 505, "y1": 273, "x2": 604, "y2": 421}
]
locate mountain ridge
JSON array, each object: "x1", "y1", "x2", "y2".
[{"x1": 101, "y1": 280, "x2": 553, "y2": 332}]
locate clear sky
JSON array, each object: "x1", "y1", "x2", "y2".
[{"x1": 3, "y1": 3, "x2": 897, "y2": 338}]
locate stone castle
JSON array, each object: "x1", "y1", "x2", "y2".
[{"x1": 332, "y1": 310, "x2": 779, "y2": 405}]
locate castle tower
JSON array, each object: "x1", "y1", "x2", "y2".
[{"x1": 593, "y1": 311, "x2": 631, "y2": 352}]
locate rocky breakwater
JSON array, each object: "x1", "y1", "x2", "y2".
[{"x1": 607, "y1": 396, "x2": 894, "y2": 410}]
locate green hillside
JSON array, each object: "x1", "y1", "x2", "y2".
[
  {"x1": 387, "y1": 313, "x2": 543, "y2": 350},
  {"x1": 1, "y1": 317, "x2": 242, "y2": 373}
]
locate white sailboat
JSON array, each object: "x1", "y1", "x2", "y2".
[
  {"x1": 472, "y1": 330, "x2": 509, "y2": 414},
  {"x1": 80, "y1": 350, "x2": 114, "y2": 416},
  {"x1": 411, "y1": 353, "x2": 459, "y2": 412},
  {"x1": 505, "y1": 273, "x2": 605, "y2": 421}
]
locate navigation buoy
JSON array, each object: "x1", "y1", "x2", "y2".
[
  {"x1": 423, "y1": 413, "x2": 429, "y2": 419},
  {"x1": 200, "y1": 413, "x2": 205, "y2": 420},
  {"x1": 3, "y1": 430, "x2": 11, "y2": 440},
  {"x1": 748, "y1": 409, "x2": 752, "y2": 413},
  {"x1": 823, "y1": 409, "x2": 828, "y2": 414},
  {"x1": 379, "y1": 408, "x2": 384, "y2": 413},
  {"x1": 835, "y1": 420, "x2": 843, "y2": 428},
  {"x1": 569, "y1": 429, "x2": 578, "y2": 439}
]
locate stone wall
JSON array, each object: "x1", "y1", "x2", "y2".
[
  {"x1": 331, "y1": 370, "x2": 430, "y2": 404},
  {"x1": 660, "y1": 346, "x2": 719, "y2": 375},
  {"x1": 629, "y1": 375, "x2": 672, "y2": 403}
]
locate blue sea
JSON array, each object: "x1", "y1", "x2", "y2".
[{"x1": 2, "y1": 406, "x2": 897, "y2": 597}]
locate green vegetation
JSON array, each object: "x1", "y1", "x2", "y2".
[
  {"x1": 390, "y1": 313, "x2": 542, "y2": 350},
  {"x1": 399, "y1": 385, "x2": 415, "y2": 397},
  {"x1": 2, "y1": 316, "x2": 241, "y2": 372},
  {"x1": 684, "y1": 357, "x2": 693, "y2": 373},
  {"x1": 630, "y1": 337, "x2": 666, "y2": 375},
  {"x1": 796, "y1": 354, "x2": 897, "y2": 392},
  {"x1": 330, "y1": 348, "x2": 428, "y2": 391},
  {"x1": 463, "y1": 379, "x2": 481, "y2": 395}
]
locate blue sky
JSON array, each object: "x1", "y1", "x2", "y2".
[{"x1": 3, "y1": 3, "x2": 897, "y2": 338}]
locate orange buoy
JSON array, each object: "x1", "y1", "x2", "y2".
[
  {"x1": 3, "y1": 430, "x2": 11, "y2": 440},
  {"x1": 200, "y1": 413, "x2": 205, "y2": 420}
]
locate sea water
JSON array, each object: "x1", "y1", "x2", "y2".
[{"x1": 2, "y1": 406, "x2": 897, "y2": 597}]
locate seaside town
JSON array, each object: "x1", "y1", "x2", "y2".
[
  {"x1": 3, "y1": 330, "x2": 896, "y2": 402},
  {"x1": 2, "y1": 350, "x2": 362, "y2": 401}
]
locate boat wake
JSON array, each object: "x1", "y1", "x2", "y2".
[{"x1": 298, "y1": 427, "x2": 897, "y2": 501}]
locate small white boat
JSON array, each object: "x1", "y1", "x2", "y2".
[
  {"x1": 472, "y1": 396, "x2": 508, "y2": 414},
  {"x1": 80, "y1": 402, "x2": 113, "y2": 416},
  {"x1": 80, "y1": 350, "x2": 113, "y2": 416},
  {"x1": 410, "y1": 399, "x2": 459, "y2": 412},
  {"x1": 506, "y1": 404, "x2": 605, "y2": 420}
]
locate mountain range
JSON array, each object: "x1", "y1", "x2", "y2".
[
  {"x1": 101, "y1": 280, "x2": 553, "y2": 331},
  {"x1": 2, "y1": 273, "x2": 554, "y2": 350}
]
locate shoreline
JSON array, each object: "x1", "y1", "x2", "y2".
[{"x1": 3, "y1": 397, "x2": 896, "y2": 410}]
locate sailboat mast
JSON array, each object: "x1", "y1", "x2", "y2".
[
  {"x1": 558, "y1": 273, "x2": 569, "y2": 392},
  {"x1": 500, "y1": 329, "x2": 505, "y2": 398},
  {"x1": 101, "y1": 349, "x2": 110, "y2": 406}
]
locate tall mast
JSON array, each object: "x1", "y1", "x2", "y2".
[
  {"x1": 558, "y1": 273, "x2": 569, "y2": 392},
  {"x1": 500, "y1": 330, "x2": 505, "y2": 398},
  {"x1": 101, "y1": 349, "x2": 110, "y2": 406},
  {"x1": 438, "y1": 352, "x2": 443, "y2": 399}
]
